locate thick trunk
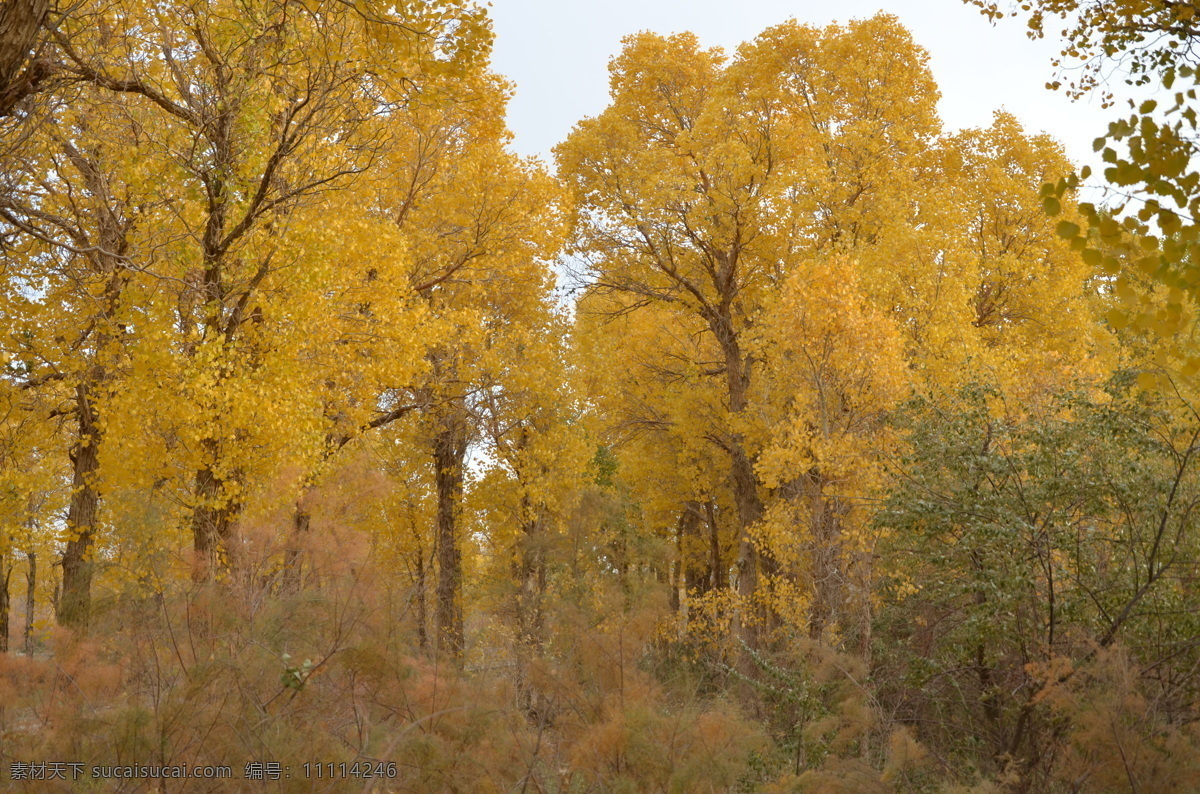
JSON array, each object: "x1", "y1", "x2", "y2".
[
  {"x1": 433, "y1": 410, "x2": 467, "y2": 660},
  {"x1": 0, "y1": 0, "x2": 51, "y2": 116},
  {"x1": 280, "y1": 505, "x2": 311, "y2": 593},
  {"x1": 60, "y1": 385, "x2": 100, "y2": 629},
  {"x1": 852, "y1": 548, "x2": 872, "y2": 657},
  {"x1": 191, "y1": 438, "x2": 239, "y2": 581},
  {"x1": 187, "y1": 109, "x2": 242, "y2": 582},
  {"x1": 23, "y1": 551, "x2": 35, "y2": 654},
  {"x1": 516, "y1": 504, "x2": 547, "y2": 648},
  {"x1": 706, "y1": 308, "x2": 766, "y2": 644},
  {"x1": 0, "y1": 0, "x2": 47, "y2": 82}
]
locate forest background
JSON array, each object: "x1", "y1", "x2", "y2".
[{"x1": 0, "y1": 0, "x2": 1199, "y2": 791}]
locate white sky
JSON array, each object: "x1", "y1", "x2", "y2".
[{"x1": 488, "y1": 0, "x2": 1138, "y2": 174}]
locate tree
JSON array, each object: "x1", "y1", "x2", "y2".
[
  {"x1": 0, "y1": 77, "x2": 158, "y2": 625},
  {"x1": 559, "y1": 17, "x2": 938, "y2": 644},
  {"x1": 875, "y1": 377, "x2": 1200, "y2": 787},
  {"x1": 754, "y1": 255, "x2": 909, "y2": 647},
  {"x1": 473, "y1": 308, "x2": 588, "y2": 686},
  {"x1": 356, "y1": 72, "x2": 564, "y2": 659},
  {"x1": 559, "y1": 15, "x2": 1103, "y2": 647}
]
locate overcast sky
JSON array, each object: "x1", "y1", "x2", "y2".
[{"x1": 487, "y1": 0, "x2": 1136, "y2": 174}]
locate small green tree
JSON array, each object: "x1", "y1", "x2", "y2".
[{"x1": 874, "y1": 376, "x2": 1200, "y2": 787}]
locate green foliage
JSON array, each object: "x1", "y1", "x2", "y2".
[
  {"x1": 590, "y1": 445, "x2": 619, "y2": 489},
  {"x1": 874, "y1": 376, "x2": 1200, "y2": 787}
]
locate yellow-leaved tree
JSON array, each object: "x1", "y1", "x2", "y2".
[
  {"x1": 339, "y1": 72, "x2": 567, "y2": 660},
  {"x1": 561, "y1": 15, "x2": 1109, "y2": 648}
]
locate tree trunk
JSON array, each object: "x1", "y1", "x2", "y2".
[
  {"x1": 676, "y1": 500, "x2": 709, "y2": 614},
  {"x1": 805, "y1": 470, "x2": 845, "y2": 644},
  {"x1": 705, "y1": 499, "x2": 724, "y2": 592},
  {"x1": 414, "y1": 544, "x2": 428, "y2": 650},
  {"x1": 191, "y1": 438, "x2": 239, "y2": 581},
  {"x1": 60, "y1": 384, "x2": 100, "y2": 629},
  {"x1": 0, "y1": 554, "x2": 10, "y2": 652},
  {"x1": 23, "y1": 550, "x2": 35, "y2": 654},
  {"x1": 672, "y1": 509, "x2": 685, "y2": 614},
  {"x1": 280, "y1": 505, "x2": 310, "y2": 593},
  {"x1": 706, "y1": 308, "x2": 767, "y2": 645},
  {"x1": 53, "y1": 144, "x2": 129, "y2": 628},
  {"x1": 433, "y1": 408, "x2": 467, "y2": 660},
  {"x1": 513, "y1": 496, "x2": 549, "y2": 720},
  {"x1": 0, "y1": 0, "x2": 51, "y2": 116},
  {"x1": 516, "y1": 502, "x2": 547, "y2": 648}
]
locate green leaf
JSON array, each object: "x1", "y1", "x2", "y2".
[{"x1": 1056, "y1": 221, "x2": 1081, "y2": 239}]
